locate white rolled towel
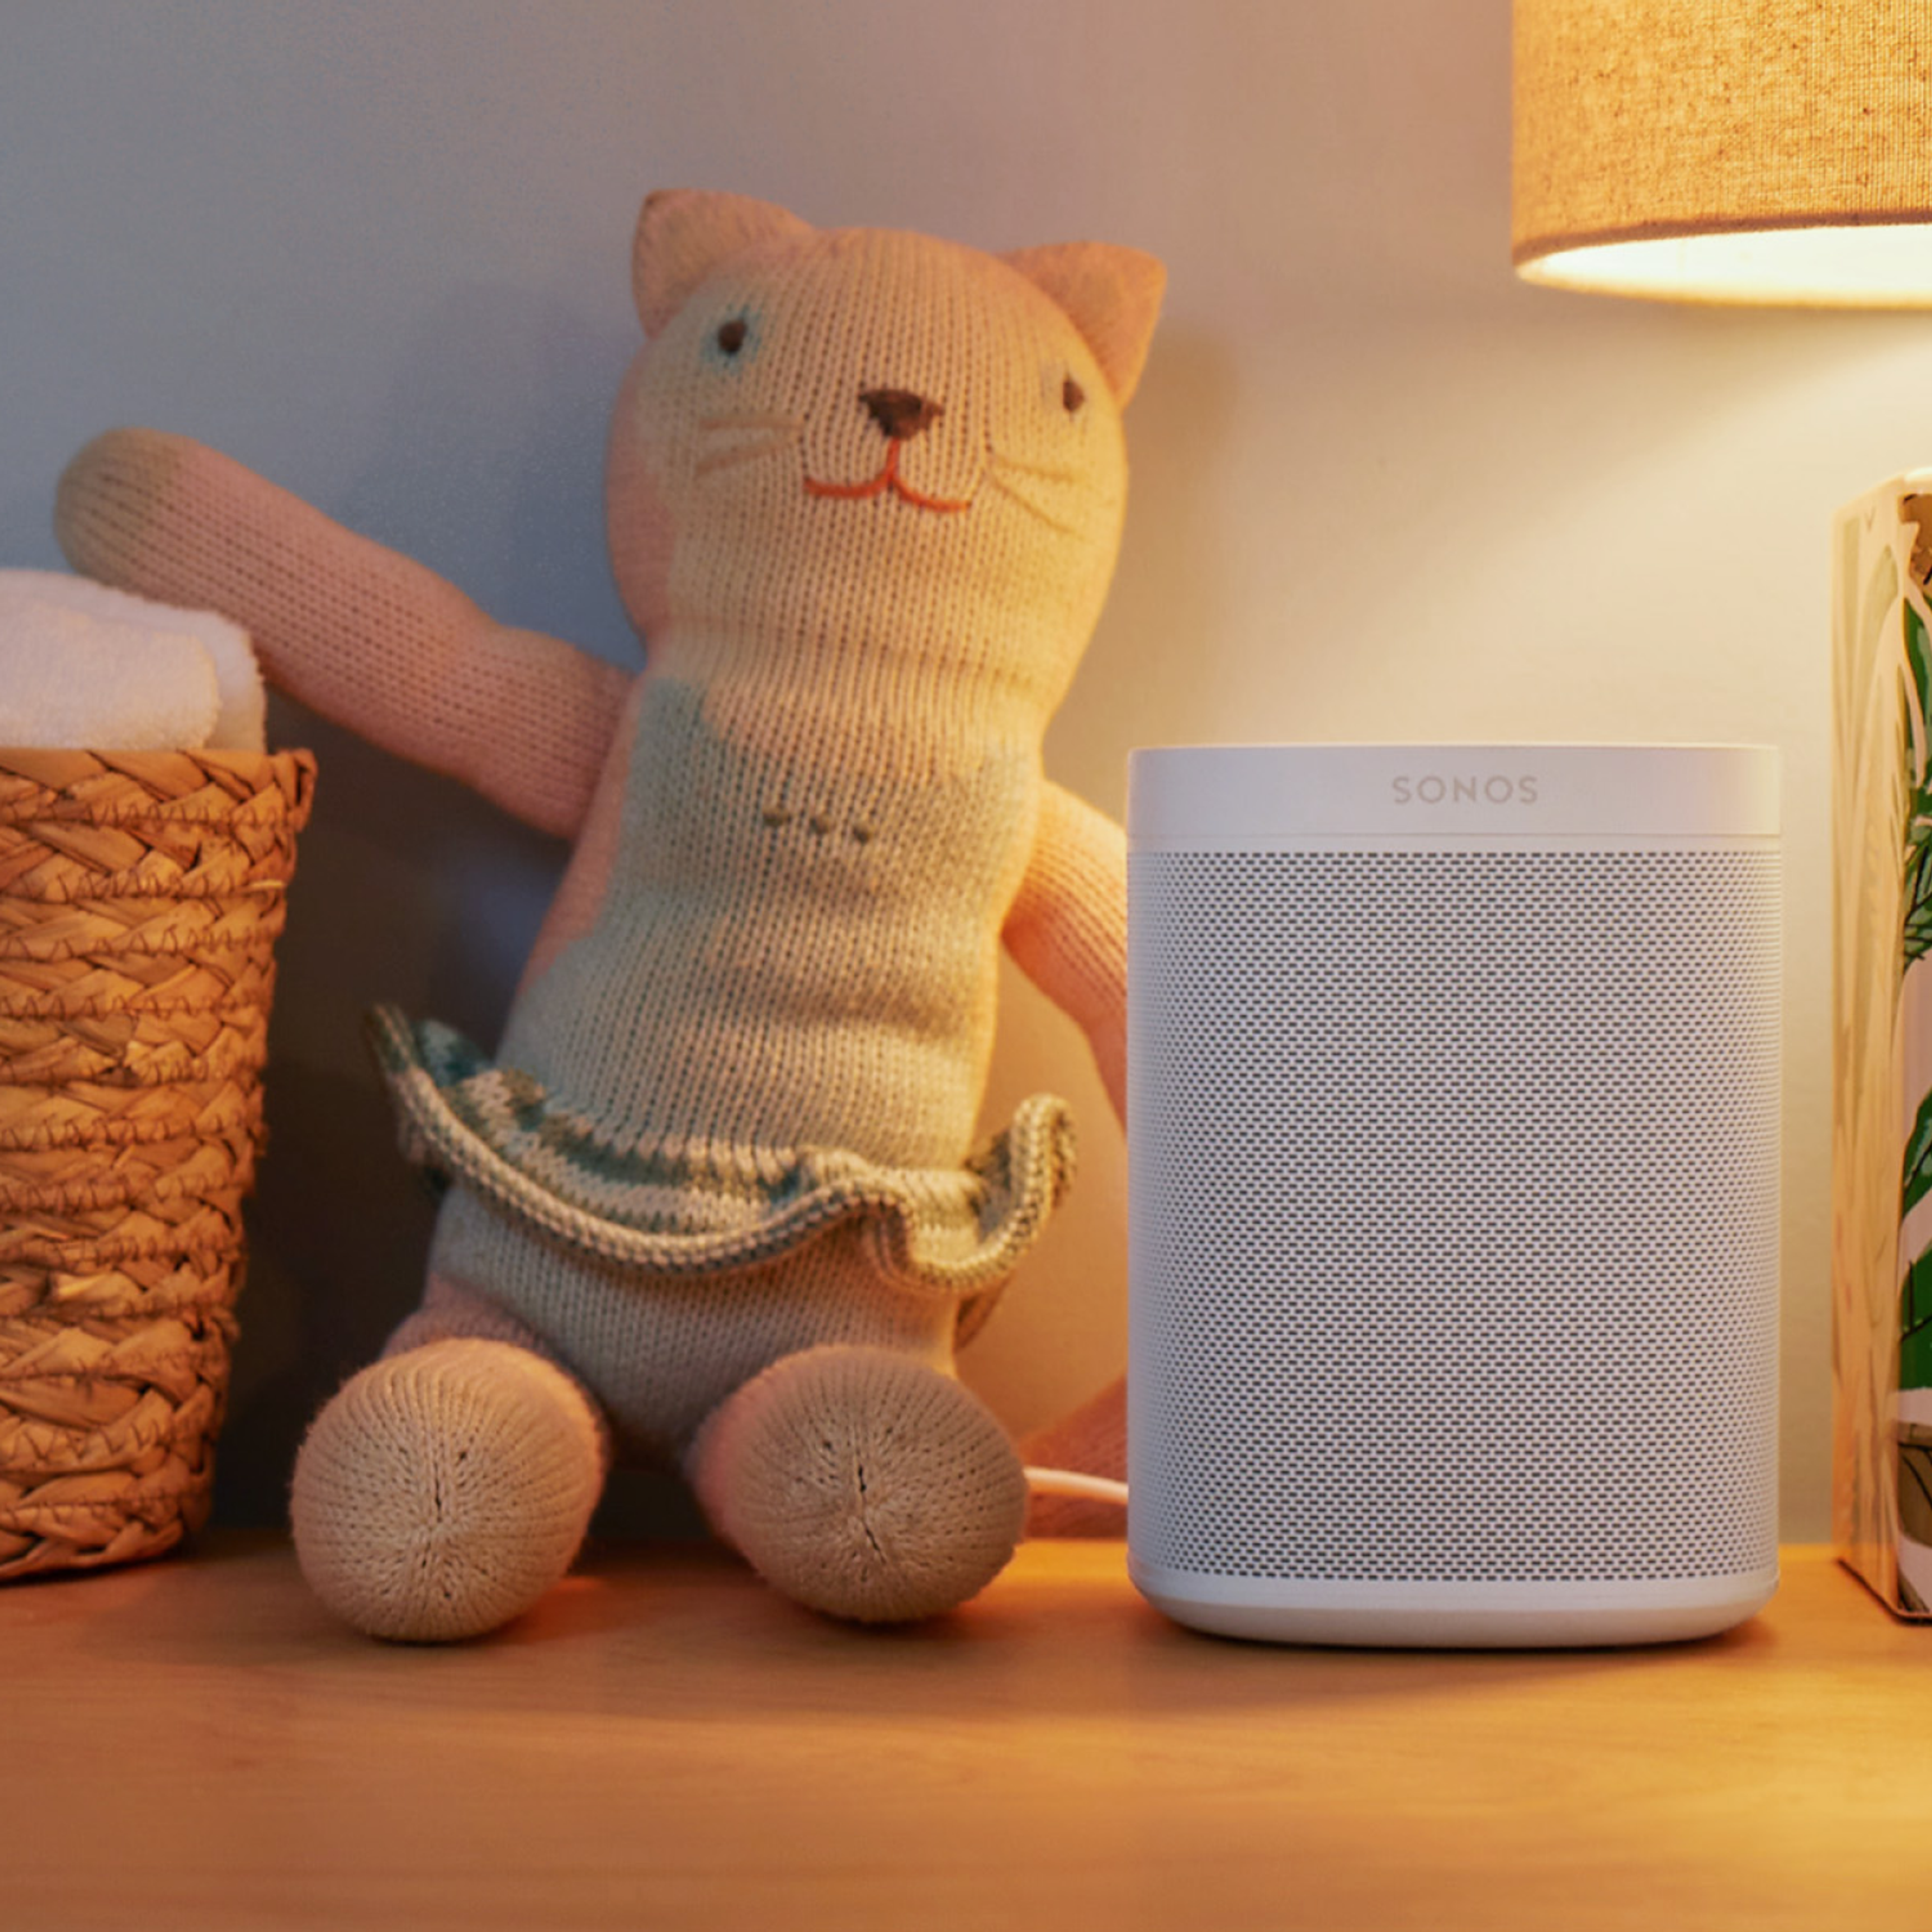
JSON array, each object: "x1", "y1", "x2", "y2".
[{"x1": 0, "y1": 570, "x2": 266, "y2": 752}]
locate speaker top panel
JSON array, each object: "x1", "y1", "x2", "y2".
[{"x1": 1129, "y1": 743, "x2": 1780, "y2": 848}]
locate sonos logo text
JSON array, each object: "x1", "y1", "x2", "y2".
[{"x1": 1391, "y1": 773, "x2": 1540, "y2": 807}]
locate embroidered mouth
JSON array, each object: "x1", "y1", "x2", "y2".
[{"x1": 804, "y1": 441, "x2": 973, "y2": 515}]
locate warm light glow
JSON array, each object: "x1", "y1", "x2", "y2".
[
  {"x1": 1512, "y1": 0, "x2": 1932, "y2": 308},
  {"x1": 1519, "y1": 225, "x2": 1932, "y2": 309}
]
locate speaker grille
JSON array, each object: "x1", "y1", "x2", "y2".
[{"x1": 1129, "y1": 849, "x2": 1781, "y2": 1585}]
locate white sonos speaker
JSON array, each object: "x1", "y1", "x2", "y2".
[{"x1": 1125, "y1": 744, "x2": 1782, "y2": 1647}]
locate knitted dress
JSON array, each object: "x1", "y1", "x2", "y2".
[{"x1": 371, "y1": 674, "x2": 1074, "y2": 1457}]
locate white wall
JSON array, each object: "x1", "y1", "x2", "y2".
[{"x1": 6, "y1": 0, "x2": 1917, "y2": 1536}]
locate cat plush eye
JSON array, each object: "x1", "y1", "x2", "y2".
[
  {"x1": 1062, "y1": 375, "x2": 1085, "y2": 415},
  {"x1": 715, "y1": 317, "x2": 749, "y2": 355}
]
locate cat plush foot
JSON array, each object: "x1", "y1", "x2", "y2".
[
  {"x1": 290, "y1": 1338, "x2": 604, "y2": 1641},
  {"x1": 687, "y1": 1345, "x2": 1027, "y2": 1624}
]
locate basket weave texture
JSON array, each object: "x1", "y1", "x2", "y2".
[{"x1": 0, "y1": 748, "x2": 314, "y2": 1581}]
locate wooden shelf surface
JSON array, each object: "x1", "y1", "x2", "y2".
[{"x1": 3, "y1": 1538, "x2": 1925, "y2": 1930}]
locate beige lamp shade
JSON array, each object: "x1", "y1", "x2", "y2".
[{"x1": 1513, "y1": 0, "x2": 1932, "y2": 304}]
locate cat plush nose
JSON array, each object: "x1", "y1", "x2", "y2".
[{"x1": 859, "y1": 387, "x2": 944, "y2": 442}]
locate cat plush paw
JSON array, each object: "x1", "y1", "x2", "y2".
[
  {"x1": 291, "y1": 1338, "x2": 603, "y2": 1641},
  {"x1": 688, "y1": 1345, "x2": 1028, "y2": 1624}
]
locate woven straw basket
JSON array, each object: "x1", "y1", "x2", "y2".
[{"x1": 0, "y1": 747, "x2": 314, "y2": 1581}]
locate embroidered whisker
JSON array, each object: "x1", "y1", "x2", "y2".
[
  {"x1": 698, "y1": 414, "x2": 806, "y2": 434},
  {"x1": 985, "y1": 469, "x2": 1084, "y2": 537},
  {"x1": 696, "y1": 437, "x2": 800, "y2": 477},
  {"x1": 987, "y1": 451, "x2": 1082, "y2": 485}
]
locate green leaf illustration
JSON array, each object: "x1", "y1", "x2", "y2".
[
  {"x1": 1909, "y1": 599, "x2": 1932, "y2": 719},
  {"x1": 1906, "y1": 1088, "x2": 1932, "y2": 1217},
  {"x1": 1899, "y1": 603, "x2": 1932, "y2": 1389},
  {"x1": 1904, "y1": 1246, "x2": 1932, "y2": 1390},
  {"x1": 1904, "y1": 602, "x2": 1932, "y2": 962}
]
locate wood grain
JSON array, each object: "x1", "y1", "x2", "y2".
[{"x1": 1, "y1": 1539, "x2": 1921, "y2": 1931}]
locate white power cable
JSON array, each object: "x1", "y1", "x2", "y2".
[{"x1": 1022, "y1": 1466, "x2": 1129, "y2": 1506}]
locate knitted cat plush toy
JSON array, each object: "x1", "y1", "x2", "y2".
[{"x1": 54, "y1": 189, "x2": 1157, "y2": 1639}]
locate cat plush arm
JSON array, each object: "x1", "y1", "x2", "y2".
[
  {"x1": 1005, "y1": 779, "x2": 1132, "y2": 1533},
  {"x1": 54, "y1": 428, "x2": 629, "y2": 839},
  {"x1": 1003, "y1": 780, "x2": 1128, "y2": 1125}
]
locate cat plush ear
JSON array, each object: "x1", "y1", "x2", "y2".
[
  {"x1": 632, "y1": 190, "x2": 814, "y2": 337},
  {"x1": 1004, "y1": 243, "x2": 1166, "y2": 407}
]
